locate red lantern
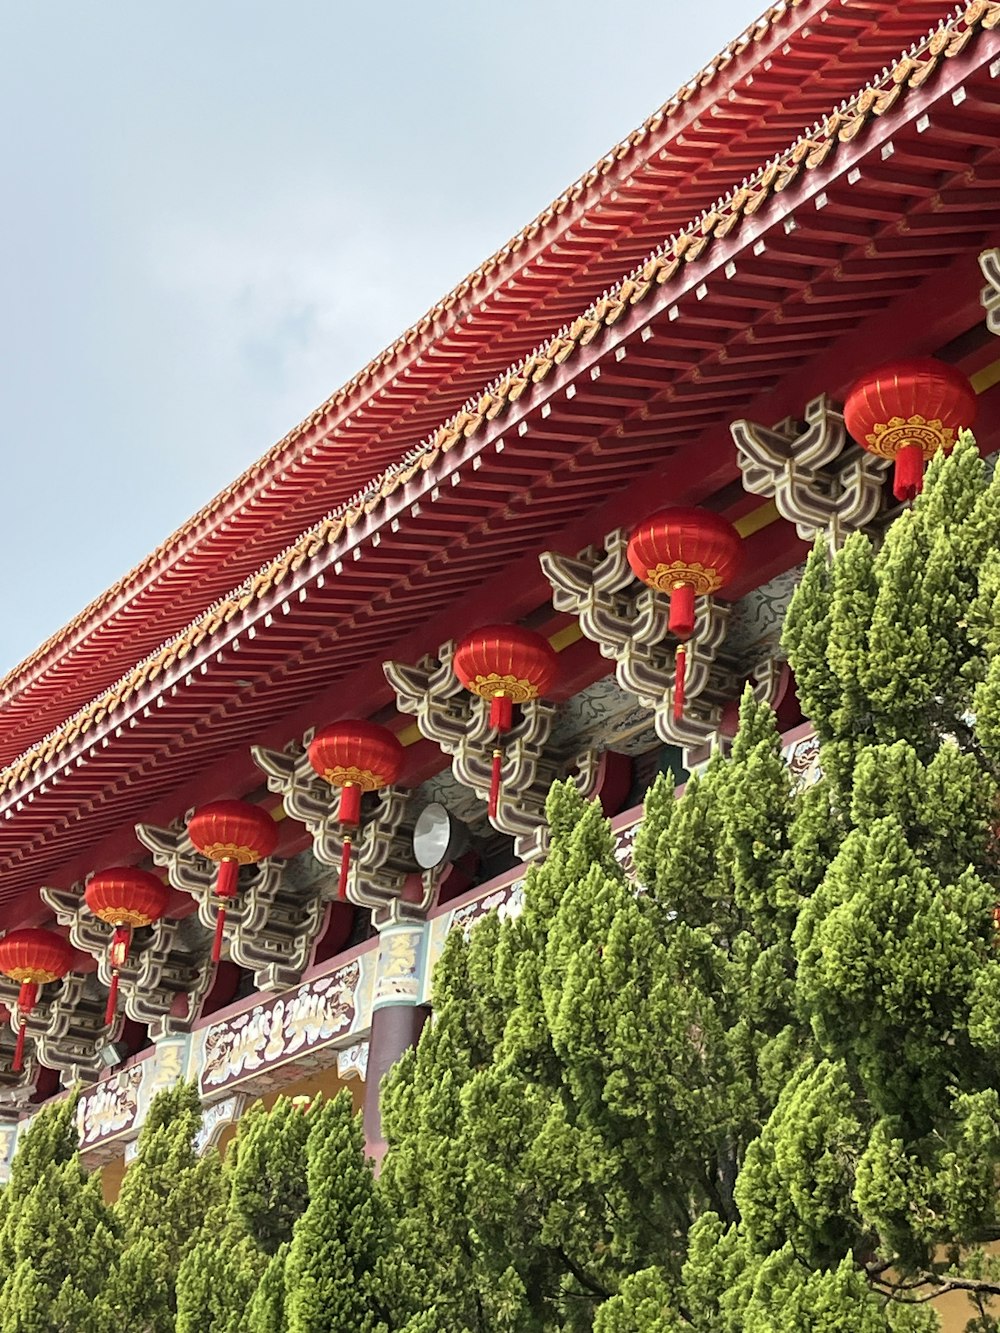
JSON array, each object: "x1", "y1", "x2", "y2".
[
  {"x1": 844, "y1": 357, "x2": 976, "y2": 503},
  {"x1": 308, "y1": 721, "x2": 404, "y2": 901},
  {"x1": 627, "y1": 507, "x2": 743, "y2": 720},
  {"x1": 187, "y1": 801, "x2": 278, "y2": 963},
  {"x1": 0, "y1": 929, "x2": 75, "y2": 1072},
  {"x1": 453, "y1": 625, "x2": 559, "y2": 819},
  {"x1": 85, "y1": 867, "x2": 169, "y2": 1025}
]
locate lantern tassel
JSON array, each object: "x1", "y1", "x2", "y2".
[
  {"x1": 212, "y1": 906, "x2": 228, "y2": 964},
  {"x1": 338, "y1": 835, "x2": 352, "y2": 902},
  {"x1": 211, "y1": 859, "x2": 240, "y2": 964},
  {"x1": 339, "y1": 783, "x2": 362, "y2": 826},
  {"x1": 12, "y1": 982, "x2": 37, "y2": 1074},
  {"x1": 216, "y1": 858, "x2": 240, "y2": 898},
  {"x1": 893, "y1": 442, "x2": 924, "y2": 503},
  {"x1": 106, "y1": 926, "x2": 131, "y2": 1024},
  {"x1": 13, "y1": 1022, "x2": 26, "y2": 1074},
  {"x1": 489, "y1": 694, "x2": 513, "y2": 732},
  {"x1": 668, "y1": 583, "x2": 696, "y2": 639},
  {"x1": 674, "y1": 645, "x2": 687, "y2": 722},
  {"x1": 488, "y1": 692, "x2": 511, "y2": 821},
  {"x1": 105, "y1": 972, "x2": 120, "y2": 1027},
  {"x1": 489, "y1": 748, "x2": 503, "y2": 820}
]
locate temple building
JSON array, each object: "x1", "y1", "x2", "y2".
[{"x1": 0, "y1": 13, "x2": 997, "y2": 1310}]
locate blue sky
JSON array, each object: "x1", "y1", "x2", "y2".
[{"x1": 1, "y1": 0, "x2": 762, "y2": 674}]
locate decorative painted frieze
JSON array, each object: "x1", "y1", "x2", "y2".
[
  {"x1": 384, "y1": 645, "x2": 603, "y2": 861},
  {"x1": 0, "y1": 1121, "x2": 19, "y2": 1181},
  {"x1": 372, "y1": 921, "x2": 428, "y2": 1010},
  {"x1": 731, "y1": 394, "x2": 890, "y2": 544},
  {"x1": 2, "y1": 944, "x2": 376, "y2": 1174},
  {"x1": 195, "y1": 954, "x2": 369, "y2": 1099},
  {"x1": 41, "y1": 880, "x2": 213, "y2": 1039},
  {"x1": 135, "y1": 819, "x2": 323, "y2": 992},
  {"x1": 982, "y1": 248, "x2": 1000, "y2": 337},
  {"x1": 541, "y1": 531, "x2": 784, "y2": 767},
  {"x1": 77, "y1": 1065, "x2": 144, "y2": 1150},
  {"x1": 251, "y1": 738, "x2": 437, "y2": 920}
]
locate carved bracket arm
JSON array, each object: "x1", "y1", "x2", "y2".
[
  {"x1": 542, "y1": 534, "x2": 783, "y2": 766},
  {"x1": 134, "y1": 819, "x2": 323, "y2": 993},
  {"x1": 384, "y1": 645, "x2": 601, "y2": 862},
  {"x1": 252, "y1": 740, "x2": 437, "y2": 918},
  {"x1": 982, "y1": 248, "x2": 1000, "y2": 337},
  {"x1": 41, "y1": 880, "x2": 213, "y2": 1039},
  {"x1": 731, "y1": 393, "x2": 890, "y2": 544}
]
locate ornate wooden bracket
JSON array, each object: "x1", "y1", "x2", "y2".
[
  {"x1": 134, "y1": 819, "x2": 323, "y2": 992},
  {"x1": 251, "y1": 738, "x2": 437, "y2": 920},
  {"x1": 0, "y1": 1048, "x2": 41, "y2": 1108},
  {"x1": 731, "y1": 394, "x2": 890, "y2": 544},
  {"x1": 41, "y1": 881, "x2": 213, "y2": 1039},
  {"x1": 383, "y1": 646, "x2": 602, "y2": 862},
  {"x1": 982, "y1": 248, "x2": 1000, "y2": 337},
  {"x1": 0, "y1": 974, "x2": 105, "y2": 1083},
  {"x1": 541, "y1": 530, "x2": 784, "y2": 767}
]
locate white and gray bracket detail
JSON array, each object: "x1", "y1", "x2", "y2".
[{"x1": 541, "y1": 530, "x2": 784, "y2": 769}]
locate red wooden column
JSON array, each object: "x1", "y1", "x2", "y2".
[{"x1": 362, "y1": 917, "x2": 431, "y2": 1166}]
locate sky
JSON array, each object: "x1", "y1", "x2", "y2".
[{"x1": 0, "y1": 0, "x2": 763, "y2": 675}]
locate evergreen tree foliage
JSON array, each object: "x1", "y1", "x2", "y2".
[
  {"x1": 246, "y1": 1243, "x2": 289, "y2": 1333},
  {"x1": 176, "y1": 1093, "x2": 317, "y2": 1333},
  {"x1": 379, "y1": 435, "x2": 1000, "y2": 1328},
  {"x1": 0, "y1": 1096, "x2": 78, "y2": 1272},
  {"x1": 0, "y1": 1097, "x2": 118, "y2": 1333},
  {"x1": 230, "y1": 1097, "x2": 312, "y2": 1254},
  {"x1": 97, "y1": 1081, "x2": 223, "y2": 1333},
  {"x1": 10, "y1": 438, "x2": 1000, "y2": 1329},
  {"x1": 175, "y1": 1196, "x2": 265, "y2": 1333},
  {"x1": 282, "y1": 1090, "x2": 386, "y2": 1332}
]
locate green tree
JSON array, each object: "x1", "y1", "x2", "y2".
[
  {"x1": 380, "y1": 784, "x2": 633, "y2": 1330},
  {"x1": 176, "y1": 1199, "x2": 265, "y2": 1333},
  {"x1": 381, "y1": 434, "x2": 1000, "y2": 1330},
  {"x1": 246, "y1": 1243, "x2": 289, "y2": 1333},
  {"x1": 177, "y1": 1094, "x2": 317, "y2": 1333},
  {"x1": 0, "y1": 1096, "x2": 78, "y2": 1271},
  {"x1": 0, "y1": 1098, "x2": 118, "y2": 1333},
  {"x1": 378, "y1": 909, "x2": 514, "y2": 1331},
  {"x1": 97, "y1": 1081, "x2": 223, "y2": 1333},
  {"x1": 230, "y1": 1097, "x2": 312, "y2": 1254},
  {"x1": 381, "y1": 735, "x2": 804, "y2": 1329},
  {"x1": 721, "y1": 433, "x2": 1000, "y2": 1326},
  {"x1": 283, "y1": 1090, "x2": 386, "y2": 1332}
]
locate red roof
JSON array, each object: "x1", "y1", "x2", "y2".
[
  {"x1": 0, "y1": 0, "x2": 959, "y2": 767},
  {"x1": 0, "y1": 4, "x2": 996, "y2": 928}
]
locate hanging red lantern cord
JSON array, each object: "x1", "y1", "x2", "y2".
[
  {"x1": 453, "y1": 625, "x2": 560, "y2": 819},
  {"x1": 307, "y1": 721, "x2": 404, "y2": 900},
  {"x1": 0, "y1": 929, "x2": 75, "y2": 1072},
  {"x1": 84, "y1": 867, "x2": 169, "y2": 1025},
  {"x1": 187, "y1": 801, "x2": 279, "y2": 963},
  {"x1": 844, "y1": 357, "x2": 977, "y2": 504},
  {"x1": 627, "y1": 507, "x2": 744, "y2": 721}
]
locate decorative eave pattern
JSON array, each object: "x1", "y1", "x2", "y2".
[
  {"x1": 0, "y1": 0, "x2": 995, "y2": 804},
  {"x1": 0, "y1": 0, "x2": 961, "y2": 765}
]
